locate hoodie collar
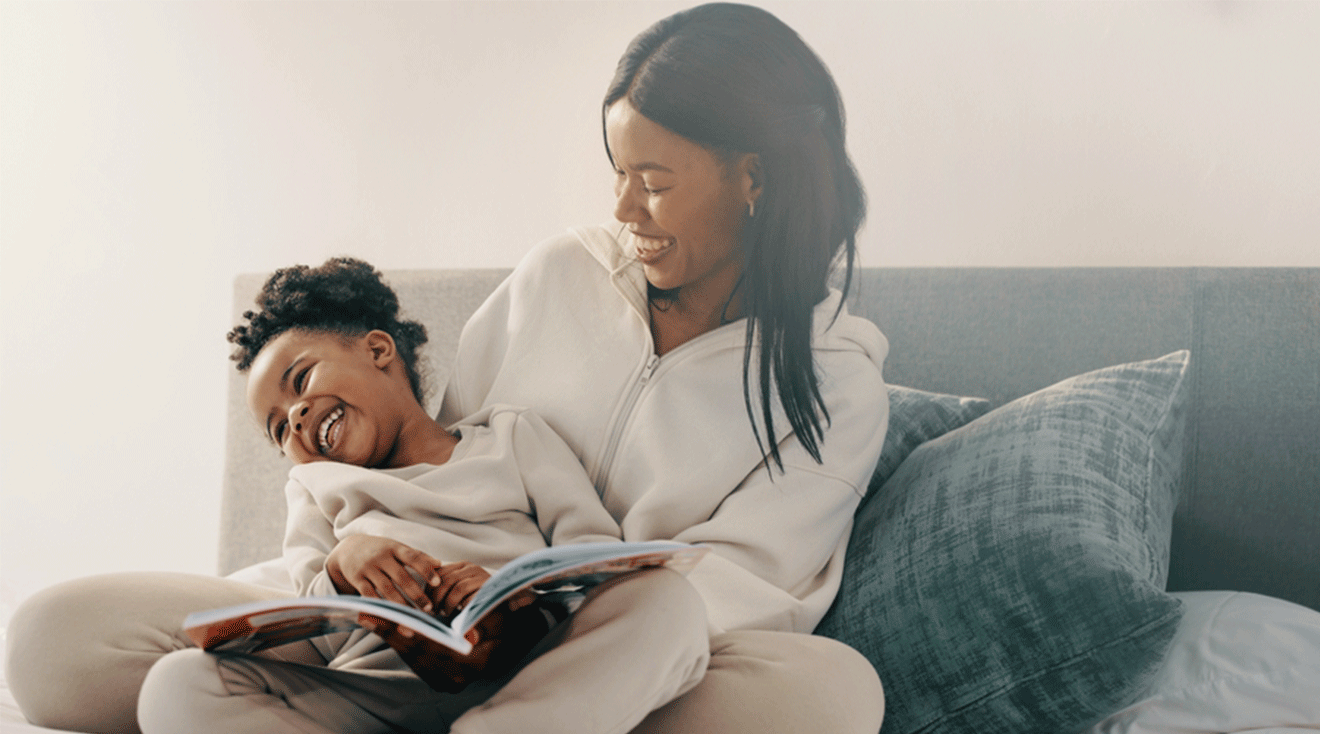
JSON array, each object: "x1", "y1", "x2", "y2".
[
  {"x1": 571, "y1": 223, "x2": 651, "y2": 319},
  {"x1": 567, "y1": 223, "x2": 860, "y2": 354}
]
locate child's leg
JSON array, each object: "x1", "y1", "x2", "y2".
[
  {"x1": 137, "y1": 647, "x2": 473, "y2": 734},
  {"x1": 5, "y1": 572, "x2": 289, "y2": 734},
  {"x1": 452, "y1": 567, "x2": 710, "y2": 734},
  {"x1": 630, "y1": 629, "x2": 886, "y2": 734}
]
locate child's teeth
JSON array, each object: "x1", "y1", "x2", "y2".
[{"x1": 318, "y1": 407, "x2": 343, "y2": 452}]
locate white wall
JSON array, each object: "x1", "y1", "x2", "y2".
[{"x1": 3, "y1": 0, "x2": 1317, "y2": 625}]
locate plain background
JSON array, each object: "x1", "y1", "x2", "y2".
[{"x1": 2, "y1": 0, "x2": 1318, "y2": 626}]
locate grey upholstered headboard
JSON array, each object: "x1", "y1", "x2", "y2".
[{"x1": 220, "y1": 267, "x2": 1320, "y2": 613}]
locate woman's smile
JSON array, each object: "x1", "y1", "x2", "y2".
[{"x1": 629, "y1": 230, "x2": 676, "y2": 264}]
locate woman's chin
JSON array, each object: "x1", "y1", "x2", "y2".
[{"x1": 643, "y1": 267, "x2": 683, "y2": 293}]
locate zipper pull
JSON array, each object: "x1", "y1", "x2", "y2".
[{"x1": 640, "y1": 355, "x2": 659, "y2": 382}]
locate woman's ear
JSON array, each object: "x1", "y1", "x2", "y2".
[
  {"x1": 364, "y1": 330, "x2": 397, "y2": 369},
  {"x1": 739, "y1": 153, "x2": 763, "y2": 208}
]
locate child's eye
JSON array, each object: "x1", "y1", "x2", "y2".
[
  {"x1": 293, "y1": 366, "x2": 311, "y2": 393},
  {"x1": 274, "y1": 420, "x2": 288, "y2": 444}
]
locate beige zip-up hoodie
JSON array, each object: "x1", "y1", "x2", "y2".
[
  {"x1": 285, "y1": 404, "x2": 622, "y2": 599},
  {"x1": 440, "y1": 224, "x2": 890, "y2": 634}
]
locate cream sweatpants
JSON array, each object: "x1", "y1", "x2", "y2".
[{"x1": 7, "y1": 571, "x2": 885, "y2": 734}]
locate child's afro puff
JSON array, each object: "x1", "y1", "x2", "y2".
[{"x1": 227, "y1": 257, "x2": 429, "y2": 404}]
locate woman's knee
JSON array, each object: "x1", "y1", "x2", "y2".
[
  {"x1": 585, "y1": 568, "x2": 709, "y2": 666},
  {"x1": 795, "y1": 634, "x2": 885, "y2": 731},
  {"x1": 607, "y1": 568, "x2": 705, "y2": 622},
  {"x1": 709, "y1": 630, "x2": 884, "y2": 734}
]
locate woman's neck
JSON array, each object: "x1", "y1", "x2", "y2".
[{"x1": 649, "y1": 283, "x2": 742, "y2": 356}]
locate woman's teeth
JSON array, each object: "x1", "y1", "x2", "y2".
[
  {"x1": 634, "y1": 235, "x2": 675, "y2": 262},
  {"x1": 318, "y1": 407, "x2": 344, "y2": 453}
]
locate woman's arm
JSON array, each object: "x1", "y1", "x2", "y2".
[
  {"x1": 508, "y1": 407, "x2": 622, "y2": 546},
  {"x1": 437, "y1": 274, "x2": 517, "y2": 428},
  {"x1": 668, "y1": 355, "x2": 889, "y2": 634}
]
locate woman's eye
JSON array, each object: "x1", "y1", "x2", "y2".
[{"x1": 274, "y1": 421, "x2": 287, "y2": 444}]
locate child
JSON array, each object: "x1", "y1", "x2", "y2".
[
  {"x1": 226, "y1": 256, "x2": 623, "y2": 689},
  {"x1": 124, "y1": 257, "x2": 707, "y2": 734}
]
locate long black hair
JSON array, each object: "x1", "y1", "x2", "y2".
[
  {"x1": 227, "y1": 257, "x2": 430, "y2": 406},
  {"x1": 604, "y1": 2, "x2": 866, "y2": 470}
]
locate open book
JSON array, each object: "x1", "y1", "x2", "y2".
[{"x1": 184, "y1": 540, "x2": 707, "y2": 656}]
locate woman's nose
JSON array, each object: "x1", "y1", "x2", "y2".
[{"x1": 613, "y1": 179, "x2": 646, "y2": 224}]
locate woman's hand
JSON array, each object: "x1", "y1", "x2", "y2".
[
  {"x1": 325, "y1": 534, "x2": 443, "y2": 612},
  {"x1": 363, "y1": 596, "x2": 552, "y2": 693}
]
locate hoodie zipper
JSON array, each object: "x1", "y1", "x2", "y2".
[{"x1": 594, "y1": 353, "x2": 660, "y2": 494}]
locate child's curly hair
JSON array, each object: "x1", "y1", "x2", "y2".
[{"x1": 227, "y1": 257, "x2": 429, "y2": 405}]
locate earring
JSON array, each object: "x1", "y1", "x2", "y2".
[{"x1": 747, "y1": 201, "x2": 756, "y2": 218}]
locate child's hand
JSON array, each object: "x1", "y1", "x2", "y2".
[
  {"x1": 361, "y1": 597, "x2": 553, "y2": 693},
  {"x1": 429, "y1": 562, "x2": 492, "y2": 617},
  {"x1": 325, "y1": 534, "x2": 443, "y2": 612}
]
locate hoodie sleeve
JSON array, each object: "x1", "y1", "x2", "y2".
[
  {"x1": 508, "y1": 408, "x2": 622, "y2": 547},
  {"x1": 667, "y1": 350, "x2": 889, "y2": 634},
  {"x1": 438, "y1": 278, "x2": 510, "y2": 428},
  {"x1": 282, "y1": 476, "x2": 340, "y2": 598},
  {"x1": 438, "y1": 232, "x2": 593, "y2": 429}
]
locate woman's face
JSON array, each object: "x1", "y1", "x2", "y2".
[
  {"x1": 605, "y1": 100, "x2": 759, "y2": 300},
  {"x1": 245, "y1": 329, "x2": 407, "y2": 467}
]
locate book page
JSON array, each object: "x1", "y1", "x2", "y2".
[{"x1": 452, "y1": 541, "x2": 707, "y2": 632}]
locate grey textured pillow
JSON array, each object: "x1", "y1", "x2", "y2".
[
  {"x1": 817, "y1": 351, "x2": 1191, "y2": 733},
  {"x1": 874, "y1": 385, "x2": 992, "y2": 491}
]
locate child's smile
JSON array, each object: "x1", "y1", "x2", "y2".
[{"x1": 317, "y1": 406, "x2": 346, "y2": 454}]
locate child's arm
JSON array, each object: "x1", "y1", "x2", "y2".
[
  {"x1": 283, "y1": 476, "x2": 343, "y2": 597},
  {"x1": 284, "y1": 474, "x2": 443, "y2": 611},
  {"x1": 324, "y1": 534, "x2": 444, "y2": 612}
]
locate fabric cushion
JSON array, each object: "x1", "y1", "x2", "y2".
[
  {"x1": 817, "y1": 351, "x2": 1192, "y2": 733},
  {"x1": 873, "y1": 385, "x2": 992, "y2": 492},
  {"x1": 1086, "y1": 590, "x2": 1320, "y2": 734}
]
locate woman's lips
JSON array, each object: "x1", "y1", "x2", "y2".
[{"x1": 631, "y1": 232, "x2": 675, "y2": 264}]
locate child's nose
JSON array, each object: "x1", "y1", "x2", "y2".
[{"x1": 291, "y1": 404, "x2": 310, "y2": 432}]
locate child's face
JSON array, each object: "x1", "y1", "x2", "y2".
[{"x1": 246, "y1": 329, "x2": 409, "y2": 466}]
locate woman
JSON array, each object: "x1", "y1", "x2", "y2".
[
  {"x1": 358, "y1": 1, "x2": 891, "y2": 729},
  {"x1": 6, "y1": 4, "x2": 888, "y2": 733}
]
